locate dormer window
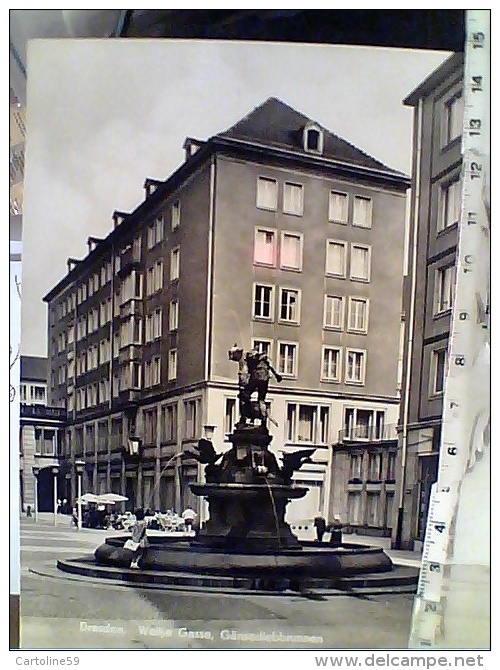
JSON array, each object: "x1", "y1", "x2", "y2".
[
  {"x1": 183, "y1": 137, "x2": 203, "y2": 161},
  {"x1": 303, "y1": 123, "x2": 324, "y2": 155}
]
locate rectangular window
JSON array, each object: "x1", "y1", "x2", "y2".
[
  {"x1": 161, "y1": 403, "x2": 178, "y2": 442},
  {"x1": 440, "y1": 178, "x2": 462, "y2": 230},
  {"x1": 386, "y1": 452, "x2": 396, "y2": 481},
  {"x1": 145, "y1": 314, "x2": 152, "y2": 343},
  {"x1": 349, "y1": 454, "x2": 362, "y2": 480},
  {"x1": 147, "y1": 216, "x2": 164, "y2": 249},
  {"x1": 435, "y1": 265, "x2": 456, "y2": 314},
  {"x1": 323, "y1": 295, "x2": 344, "y2": 330},
  {"x1": 184, "y1": 398, "x2": 201, "y2": 440},
  {"x1": 168, "y1": 349, "x2": 178, "y2": 380},
  {"x1": 153, "y1": 309, "x2": 162, "y2": 339},
  {"x1": 171, "y1": 200, "x2": 181, "y2": 230},
  {"x1": 350, "y1": 244, "x2": 371, "y2": 281},
  {"x1": 280, "y1": 231, "x2": 303, "y2": 271},
  {"x1": 328, "y1": 191, "x2": 348, "y2": 223},
  {"x1": 283, "y1": 182, "x2": 304, "y2": 216},
  {"x1": 256, "y1": 176, "x2": 278, "y2": 210},
  {"x1": 348, "y1": 297, "x2": 369, "y2": 333},
  {"x1": 353, "y1": 196, "x2": 373, "y2": 228},
  {"x1": 346, "y1": 349, "x2": 366, "y2": 385},
  {"x1": 278, "y1": 341, "x2": 298, "y2": 378},
  {"x1": 225, "y1": 398, "x2": 238, "y2": 435},
  {"x1": 367, "y1": 452, "x2": 383, "y2": 480},
  {"x1": 432, "y1": 348, "x2": 447, "y2": 395},
  {"x1": 345, "y1": 407, "x2": 384, "y2": 441},
  {"x1": 251, "y1": 339, "x2": 272, "y2": 358},
  {"x1": 169, "y1": 300, "x2": 178, "y2": 331},
  {"x1": 444, "y1": 92, "x2": 464, "y2": 145},
  {"x1": 153, "y1": 261, "x2": 163, "y2": 293},
  {"x1": 152, "y1": 356, "x2": 161, "y2": 385},
  {"x1": 322, "y1": 346, "x2": 341, "y2": 382},
  {"x1": 279, "y1": 287, "x2": 300, "y2": 324},
  {"x1": 286, "y1": 403, "x2": 330, "y2": 444},
  {"x1": 326, "y1": 240, "x2": 347, "y2": 277},
  {"x1": 254, "y1": 228, "x2": 276, "y2": 266},
  {"x1": 253, "y1": 284, "x2": 274, "y2": 320},
  {"x1": 131, "y1": 361, "x2": 141, "y2": 389},
  {"x1": 144, "y1": 409, "x2": 157, "y2": 445},
  {"x1": 170, "y1": 247, "x2": 180, "y2": 281}
]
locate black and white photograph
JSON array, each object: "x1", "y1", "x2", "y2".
[{"x1": 9, "y1": 9, "x2": 490, "y2": 659}]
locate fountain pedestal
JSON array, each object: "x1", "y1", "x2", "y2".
[{"x1": 191, "y1": 426, "x2": 307, "y2": 551}]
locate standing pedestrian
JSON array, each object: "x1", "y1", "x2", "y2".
[{"x1": 313, "y1": 515, "x2": 327, "y2": 542}]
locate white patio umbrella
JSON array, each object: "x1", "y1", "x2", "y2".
[
  {"x1": 98, "y1": 493, "x2": 128, "y2": 504},
  {"x1": 76, "y1": 493, "x2": 101, "y2": 504}
]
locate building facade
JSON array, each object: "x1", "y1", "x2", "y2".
[
  {"x1": 392, "y1": 53, "x2": 464, "y2": 549},
  {"x1": 43, "y1": 98, "x2": 409, "y2": 525},
  {"x1": 19, "y1": 356, "x2": 66, "y2": 512}
]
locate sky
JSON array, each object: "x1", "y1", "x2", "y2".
[{"x1": 20, "y1": 39, "x2": 451, "y2": 356}]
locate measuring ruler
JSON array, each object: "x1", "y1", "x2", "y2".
[{"x1": 409, "y1": 10, "x2": 490, "y2": 648}]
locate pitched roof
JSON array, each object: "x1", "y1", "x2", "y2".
[
  {"x1": 217, "y1": 97, "x2": 404, "y2": 176},
  {"x1": 20, "y1": 355, "x2": 48, "y2": 382}
]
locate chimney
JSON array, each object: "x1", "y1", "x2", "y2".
[{"x1": 183, "y1": 137, "x2": 203, "y2": 161}]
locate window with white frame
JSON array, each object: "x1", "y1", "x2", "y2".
[
  {"x1": 443, "y1": 92, "x2": 464, "y2": 145},
  {"x1": 168, "y1": 349, "x2": 177, "y2": 380},
  {"x1": 169, "y1": 300, "x2": 178, "y2": 331},
  {"x1": 99, "y1": 338, "x2": 110, "y2": 363},
  {"x1": 321, "y1": 346, "x2": 341, "y2": 382},
  {"x1": 160, "y1": 403, "x2": 178, "y2": 442},
  {"x1": 251, "y1": 339, "x2": 272, "y2": 358},
  {"x1": 278, "y1": 341, "x2": 298, "y2": 377},
  {"x1": 99, "y1": 378, "x2": 110, "y2": 404},
  {"x1": 283, "y1": 182, "x2": 304, "y2": 216},
  {"x1": 144, "y1": 359, "x2": 152, "y2": 386},
  {"x1": 439, "y1": 177, "x2": 461, "y2": 230},
  {"x1": 326, "y1": 240, "x2": 347, "y2": 277},
  {"x1": 147, "y1": 215, "x2": 164, "y2": 249},
  {"x1": 434, "y1": 264, "x2": 456, "y2": 314},
  {"x1": 254, "y1": 228, "x2": 276, "y2": 266},
  {"x1": 350, "y1": 244, "x2": 371, "y2": 281},
  {"x1": 353, "y1": 195, "x2": 373, "y2": 228},
  {"x1": 323, "y1": 294, "x2": 344, "y2": 330},
  {"x1": 171, "y1": 200, "x2": 181, "y2": 230},
  {"x1": 348, "y1": 297, "x2": 369, "y2": 333},
  {"x1": 184, "y1": 398, "x2": 201, "y2": 440},
  {"x1": 253, "y1": 284, "x2": 274, "y2": 320},
  {"x1": 131, "y1": 361, "x2": 141, "y2": 389},
  {"x1": 431, "y1": 348, "x2": 447, "y2": 395},
  {"x1": 170, "y1": 247, "x2": 180, "y2": 281},
  {"x1": 344, "y1": 407, "x2": 385, "y2": 441},
  {"x1": 152, "y1": 356, "x2": 161, "y2": 385},
  {"x1": 34, "y1": 428, "x2": 56, "y2": 456},
  {"x1": 256, "y1": 176, "x2": 278, "y2": 210},
  {"x1": 346, "y1": 349, "x2": 366, "y2": 384},
  {"x1": 94, "y1": 272, "x2": 100, "y2": 292},
  {"x1": 279, "y1": 287, "x2": 300, "y2": 324},
  {"x1": 133, "y1": 235, "x2": 142, "y2": 261},
  {"x1": 304, "y1": 125, "x2": 323, "y2": 154},
  {"x1": 280, "y1": 231, "x2": 303, "y2": 271},
  {"x1": 386, "y1": 452, "x2": 397, "y2": 481},
  {"x1": 153, "y1": 309, "x2": 162, "y2": 339},
  {"x1": 224, "y1": 397, "x2": 238, "y2": 435},
  {"x1": 107, "y1": 261, "x2": 113, "y2": 282},
  {"x1": 153, "y1": 261, "x2": 163, "y2": 292},
  {"x1": 286, "y1": 403, "x2": 329, "y2": 444},
  {"x1": 100, "y1": 265, "x2": 107, "y2": 286},
  {"x1": 328, "y1": 191, "x2": 348, "y2": 224}
]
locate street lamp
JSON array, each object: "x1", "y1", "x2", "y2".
[
  {"x1": 32, "y1": 465, "x2": 40, "y2": 522},
  {"x1": 75, "y1": 459, "x2": 85, "y2": 531},
  {"x1": 51, "y1": 464, "x2": 60, "y2": 527}
]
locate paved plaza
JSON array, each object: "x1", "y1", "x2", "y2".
[{"x1": 18, "y1": 515, "x2": 416, "y2": 650}]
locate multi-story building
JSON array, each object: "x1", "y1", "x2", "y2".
[
  {"x1": 392, "y1": 53, "x2": 464, "y2": 549},
  {"x1": 43, "y1": 97, "x2": 409, "y2": 524},
  {"x1": 19, "y1": 356, "x2": 66, "y2": 512}
]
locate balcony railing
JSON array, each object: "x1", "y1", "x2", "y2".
[
  {"x1": 20, "y1": 404, "x2": 67, "y2": 421},
  {"x1": 338, "y1": 423, "x2": 397, "y2": 444}
]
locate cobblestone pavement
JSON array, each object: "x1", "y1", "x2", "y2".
[{"x1": 18, "y1": 516, "x2": 414, "y2": 650}]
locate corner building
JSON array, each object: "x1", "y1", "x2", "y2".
[{"x1": 44, "y1": 98, "x2": 409, "y2": 527}]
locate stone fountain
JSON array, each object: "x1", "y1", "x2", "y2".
[{"x1": 58, "y1": 345, "x2": 412, "y2": 594}]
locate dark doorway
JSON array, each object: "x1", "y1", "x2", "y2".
[
  {"x1": 37, "y1": 468, "x2": 56, "y2": 512},
  {"x1": 417, "y1": 454, "x2": 439, "y2": 540}
]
